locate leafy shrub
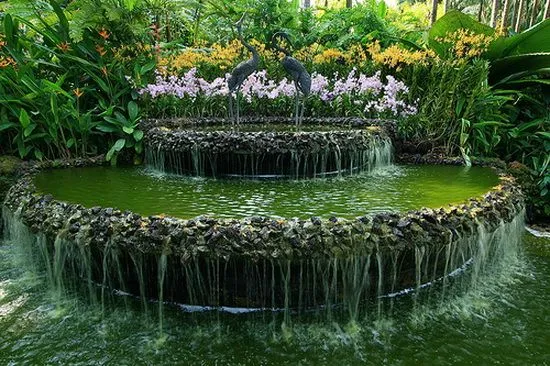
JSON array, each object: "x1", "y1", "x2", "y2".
[{"x1": 0, "y1": 1, "x2": 155, "y2": 163}]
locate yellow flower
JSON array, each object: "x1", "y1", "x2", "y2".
[
  {"x1": 367, "y1": 41, "x2": 436, "y2": 69},
  {"x1": 313, "y1": 48, "x2": 350, "y2": 65},
  {"x1": 436, "y1": 28, "x2": 496, "y2": 62}
]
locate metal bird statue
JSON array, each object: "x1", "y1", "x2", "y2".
[
  {"x1": 272, "y1": 32, "x2": 311, "y2": 127},
  {"x1": 227, "y1": 13, "x2": 260, "y2": 126}
]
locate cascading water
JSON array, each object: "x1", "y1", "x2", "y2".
[
  {"x1": 1, "y1": 204, "x2": 526, "y2": 322},
  {"x1": 144, "y1": 132, "x2": 393, "y2": 178}
]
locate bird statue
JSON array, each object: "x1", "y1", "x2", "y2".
[
  {"x1": 271, "y1": 32, "x2": 311, "y2": 127},
  {"x1": 227, "y1": 13, "x2": 260, "y2": 126}
]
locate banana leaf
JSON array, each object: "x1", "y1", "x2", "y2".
[
  {"x1": 486, "y1": 19, "x2": 550, "y2": 60},
  {"x1": 489, "y1": 53, "x2": 550, "y2": 85}
]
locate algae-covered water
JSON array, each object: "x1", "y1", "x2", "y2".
[
  {"x1": 34, "y1": 165, "x2": 500, "y2": 219},
  {"x1": 0, "y1": 230, "x2": 548, "y2": 365}
]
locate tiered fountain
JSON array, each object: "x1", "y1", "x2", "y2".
[{"x1": 0, "y1": 21, "x2": 525, "y2": 320}]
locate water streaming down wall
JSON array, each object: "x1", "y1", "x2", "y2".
[
  {"x1": 1, "y1": 205, "x2": 525, "y2": 320},
  {"x1": 145, "y1": 137, "x2": 393, "y2": 178}
]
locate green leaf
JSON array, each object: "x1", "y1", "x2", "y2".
[
  {"x1": 106, "y1": 145, "x2": 116, "y2": 161},
  {"x1": 0, "y1": 122, "x2": 16, "y2": 132},
  {"x1": 472, "y1": 121, "x2": 510, "y2": 128},
  {"x1": 489, "y1": 53, "x2": 550, "y2": 85},
  {"x1": 133, "y1": 130, "x2": 144, "y2": 142},
  {"x1": 67, "y1": 138, "x2": 75, "y2": 148},
  {"x1": 103, "y1": 117, "x2": 121, "y2": 125},
  {"x1": 50, "y1": 95, "x2": 60, "y2": 125},
  {"x1": 96, "y1": 124, "x2": 118, "y2": 133},
  {"x1": 486, "y1": 19, "x2": 550, "y2": 59},
  {"x1": 113, "y1": 138, "x2": 126, "y2": 151},
  {"x1": 140, "y1": 62, "x2": 156, "y2": 75},
  {"x1": 24, "y1": 123, "x2": 37, "y2": 137},
  {"x1": 123, "y1": 126, "x2": 134, "y2": 134},
  {"x1": 19, "y1": 109, "x2": 30, "y2": 129},
  {"x1": 49, "y1": 0, "x2": 70, "y2": 39},
  {"x1": 3, "y1": 14, "x2": 14, "y2": 42},
  {"x1": 114, "y1": 111, "x2": 128, "y2": 124},
  {"x1": 537, "y1": 132, "x2": 550, "y2": 140},
  {"x1": 128, "y1": 101, "x2": 139, "y2": 121},
  {"x1": 34, "y1": 149, "x2": 44, "y2": 161}
]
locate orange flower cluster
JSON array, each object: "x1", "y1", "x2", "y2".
[
  {"x1": 0, "y1": 35, "x2": 16, "y2": 68},
  {"x1": 57, "y1": 41, "x2": 71, "y2": 53}
]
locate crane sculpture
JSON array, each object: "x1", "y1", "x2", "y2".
[
  {"x1": 227, "y1": 14, "x2": 260, "y2": 126},
  {"x1": 272, "y1": 32, "x2": 311, "y2": 127}
]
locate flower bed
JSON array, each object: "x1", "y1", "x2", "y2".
[{"x1": 139, "y1": 69, "x2": 417, "y2": 119}]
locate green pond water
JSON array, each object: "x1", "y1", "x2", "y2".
[
  {"x1": 0, "y1": 229, "x2": 548, "y2": 365},
  {"x1": 34, "y1": 165, "x2": 500, "y2": 219}
]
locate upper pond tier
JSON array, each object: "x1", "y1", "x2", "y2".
[
  {"x1": 143, "y1": 118, "x2": 392, "y2": 178},
  {"x1": 34, "y1": 165, "x2": 500, "y2": 220}
]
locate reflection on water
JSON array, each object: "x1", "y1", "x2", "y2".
[
  {"x1": 34, "y1": 165, "x2": 500, "y2": 219},
  {"x1": 0, "y1": 233, "x2": 548, "y2": 365}
]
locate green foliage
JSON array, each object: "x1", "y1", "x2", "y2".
[
  {"x1": 0, "y1": 1, "x2": 154, "y2": 162},
  {"x1": 310, "y1": 2, "x2": 392, "y2": 49},
  {"x1": 487, "y1": 19, "x2": 550, "y2": 59},
  {"x1": 99, "y1": 101, "x2": 144, "y2": 163},
  {"x1": 418, "y1": 11, "x2": 550, "y2": 220},
  {"x1": 397, "y1": 59, "x2": 507, "y2": 154}
]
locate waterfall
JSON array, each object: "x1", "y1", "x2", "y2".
[
  {"x1": 145, "y1": 137, "x2": 393, "y2": 179},
  {"x1": 1, "y1": 204, "x2": 526, "y2": 322}
]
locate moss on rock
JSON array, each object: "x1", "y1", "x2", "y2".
[{"x1": 0, "y1": 155, "x2": 22, "y2": 176}]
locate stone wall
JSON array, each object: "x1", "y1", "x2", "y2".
[{"x1": 3, "y1": 159, "x2": 524, "y2": 262}]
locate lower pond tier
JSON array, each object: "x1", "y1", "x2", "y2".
[
  {"x1": 2, "y1": 162, "x2": 524, "y2": 311},
  {"x1": 33, "y1": 165, "x2": 500, "y2": 220}
]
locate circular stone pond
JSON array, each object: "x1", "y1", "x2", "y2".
[
  {"x1": 2, "y1": 160, "x2": 524, "y2": 313},
  {"x1": 34, "y1": 165, "x2": 500, "y2": 219}
]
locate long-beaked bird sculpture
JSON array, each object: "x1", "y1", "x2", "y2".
[
  {"x1": 271, "y1": 31, "x2": 311, "y2": 127},
  {"x1": 227, "y1": 13, "x2": 260, "y2": 126}
]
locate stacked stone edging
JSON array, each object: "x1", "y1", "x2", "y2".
[
  {"x1": 144, "y1": 119, "x2": 392, "y2": 156},
  {"x1": 3, "y1": 158, "x2": 524, "y2": 262}
]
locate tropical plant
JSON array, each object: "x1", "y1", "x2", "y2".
[
  {"x1": 0, "y1": 1, "x2": 155, "y2": 161},
  {"x1": 424, "y1": 10, "x2": 550, "y2": 218}
]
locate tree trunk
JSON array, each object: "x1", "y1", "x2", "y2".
[
  {"x1": 430, "y1": 0, "x2": 438, "y2": 25},
  {"x1": 478, "y1": 0, "x2": 485, "y2": 21},
  {"x1": 501, "y1": 0, "x2": 511, "y2": 28},
  {"x1": 490, "y1": 0, "x2": 499, "y2": 27},
  {"x1": 529, "y1": 0, "x2": 539, "y2": 26},
  {"x1": 443, "y1": 0, "x2": 450, "y2": 13},
  {"x1": 165, "y1": 12, "x2": 171, "y2": 42},
  {"x1": 346, "y1": 0, "x2": 353, "y2": 8},
  {"x1": 544, "y1": 0, "x2": 550, "y2": 19},
  {"x1": 515, "y1": 0, "x2": 524, "y2": 32},
  {"x1": 303, "y1": 0, "x2": 311, "y2": 7}
]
